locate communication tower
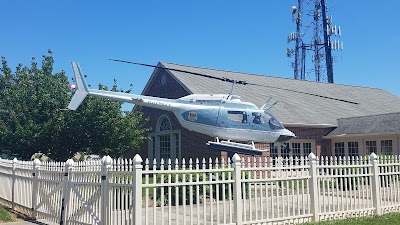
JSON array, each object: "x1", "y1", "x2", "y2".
[{"x1": 286, "y1": 0, "x2": 343, "y2": 83}]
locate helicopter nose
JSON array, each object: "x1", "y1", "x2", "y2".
[{"x1": 276, "y1": 130, "x2": 295, "y2": 142}]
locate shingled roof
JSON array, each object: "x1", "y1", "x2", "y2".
[
  {"x1": 325, "y1": 112, "x2": 400, "y2": 137},
  {"x1": 148, "y1": 62, "x2": 400, "y2": 127}
]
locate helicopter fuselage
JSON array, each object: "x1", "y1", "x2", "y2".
[
  {"x1": 88, "y1": 90, "x2": 294, "y2": 143},
  {"x1": 68, "y1": 62, "x2": 295, "y2": 144}
]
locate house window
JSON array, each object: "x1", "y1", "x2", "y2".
[
  {"x1": 292, "y1": 143, "x2": 301, "y2": 158},
  {"x1": 159, "y1": 116, "x2": 171, "y2": 131},
  {"x1": 334, "y1": 142, "x2": 345, "y2": 157},
  {"x1": 303, "y1": 143, "x2": 312, "y2": 156},
  {"x1": 281, "y1": 143, "x2": 291, "y2": 159},
  {"x1": 151, "y1": 136, "x2": 156, "y2": 160},
  {"x1": 381, "y1": 140, "x2": 393, "y2": 155},
  {"x1": 271, "y1": 141, "x2": 314, "y2": 159},
  {"x1": 148, "y1": 115, "x2": 181, "y2": 166},
  {"x1": 365, "y1": 141, "x2": 377, "y2": 154},
  {"x1": 270, "y1": 143, "x2": 279, "y2": 158},
  {"x1": 348, "y1": 142, "x2": 359, "y2": 157},
  {"x1": 160, "y1": 134, "x2": 171, "y2": 160},
  {"x1": 270, "y1": 143, "x2": 279, "y2": 166},
  {"x1": 174, "y1": 133, "x2": 180, "y2": 160}
]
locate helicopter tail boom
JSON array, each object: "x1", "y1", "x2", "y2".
[
  {"x1": 67, "y1": 62, "x2": 180, "y2": 111},
  {"x1": 68, "y1": 62, "x2": 89, "y2": 110}
]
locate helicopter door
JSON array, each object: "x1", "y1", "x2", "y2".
[{"x1": 216, "y1": 101, "x2": 227, "y2": 127}]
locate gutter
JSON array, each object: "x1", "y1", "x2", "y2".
[
  {"x1": 283, "y1": 123, "x2": 338, "y2": 129},
  {"x1": 323, "y1": 131, "x2": 400, "y2": 139}
]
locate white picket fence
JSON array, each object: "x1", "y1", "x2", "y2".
[{"x1": 0, "y1": 153, "x2": 400, "y2": 225}]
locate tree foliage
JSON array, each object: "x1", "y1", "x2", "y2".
[{"x1": 0, "y1": 51, "x2": 149, "y2": 161}]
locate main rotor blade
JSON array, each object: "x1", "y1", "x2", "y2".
[
  {"x1": 247, "y1": 83, "x2": 358, "y2": 104},
  {"x1": 110, "y1": 58, "x2": 358, "y2": 104},
  {"x1": 109, "y1": 58, "x2": 248, "y2": 84}
]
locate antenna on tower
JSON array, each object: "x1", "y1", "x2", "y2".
[{"x1": 286, "y1": 0, "x2": 343, "y2": 83}]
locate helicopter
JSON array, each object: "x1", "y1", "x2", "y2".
[{"x1": 67, "y1": 61, "x2": 298, "y2": 155}]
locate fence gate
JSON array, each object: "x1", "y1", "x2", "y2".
[
  {"x1": 34, "y1": 159, "x2": 104, "y2": 225},
  {"x1": 33, "y1": 161, "x2": 65, "y2": 223}
]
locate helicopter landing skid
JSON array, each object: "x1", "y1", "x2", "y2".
[{"x1": 206, "y1": 138, "x2": 267, "y2": 156}]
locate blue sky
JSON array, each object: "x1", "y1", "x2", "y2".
[{"x1": 1, "y1": 0, "x2": 399, "y2": 98}]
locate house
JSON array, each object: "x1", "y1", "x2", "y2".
[
  {"x1": 325, "y1": 112, "x2": 400, "y2": 157},
  {"x1": 134, "y1": 62, "x2": 400, "y2": 161}
]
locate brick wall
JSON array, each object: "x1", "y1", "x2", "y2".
[{"x1": 287, "y1": 127, "x2": 333, "y2": 156}]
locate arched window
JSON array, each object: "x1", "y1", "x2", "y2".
[
  {"x1": 149, "y1": 115, "x2": 181, "y2": 166},
  {"x1": 157, "y1": 116, "x2": 171, "y2": 132},
  {"x1": 157, "y1": 116, "x2": 172, "y2": 161}
]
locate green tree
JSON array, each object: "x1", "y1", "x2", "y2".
[{"x1": 0, "y1": 51, "x2": 149, "y2": 161}]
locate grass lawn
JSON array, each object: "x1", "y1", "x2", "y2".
[
  {"x1": 304, "y1": 213, "x2": 400, "y2": 225},
  {"x1": 0, "y1": 206, "x2": 16, "y2": 223}
]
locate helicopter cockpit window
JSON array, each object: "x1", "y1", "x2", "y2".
[
  {"x1": 264, "y1": 111, "x2": 284, "y2": 129},
  {"x1": 252, "y1": 112, "x2": 264, "y2": 124},
  {"x1": 228, "y1": 111, "x2": 247, "y2": 123}
]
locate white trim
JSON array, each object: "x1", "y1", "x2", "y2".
[{"x1": 148, "y1": 129, "x2": 181, "y2": 136}]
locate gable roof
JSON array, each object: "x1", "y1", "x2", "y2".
[
  {"x1": 149, "y1": 62, "x2": 400, "y2": 126},
  {"x1": 325, "y1": 112, "x2": 400, "y2": 137}
]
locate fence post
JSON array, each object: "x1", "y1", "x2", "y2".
[
  {"x1": 308, "y1": 153, "x2": 319, "y2": 222},
  {"x1": 60, "y1": 159, "x2": 74, "y2": 225},
  {"x1": 232, "y1": 153, "x2": 242, "y2": 225},
  {"x1": 31, "y1": 159, "x2": 41, "y2": 220},
  {"x1": 370, "y1": 153, "x2": 381, "y2": 215},
  {"x1": 11, "y1": 158, "x2": 17, "y2": 210},
  {"x1": 132, "y1": 154, "x2": 143, "y2": 225},
  {"x1": 101, "y1": 156, "x2": 112, "y2": 225}
]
